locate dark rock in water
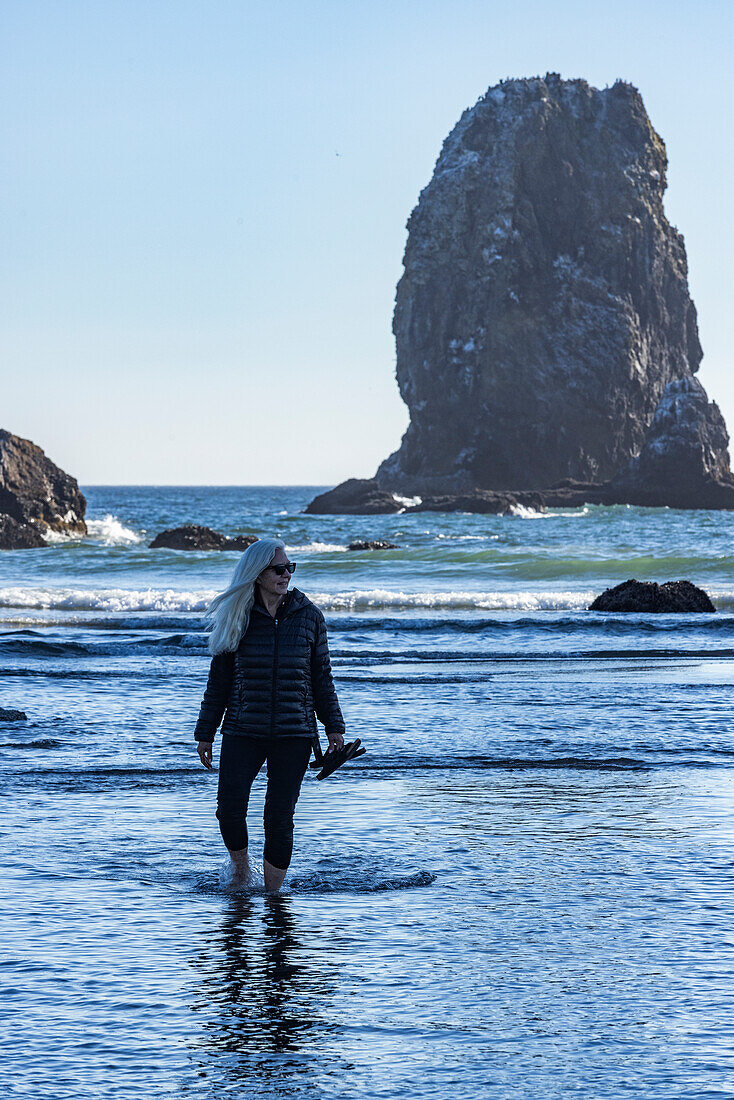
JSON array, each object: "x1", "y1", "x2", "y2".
[
  {"x1": 150, "y1": 525, "x2": 228, "y2": 550},
  {"x1": 373, "y1": 74, "x2": 713, "y2": 495},
  {"x1": 609, "y1": 378, "x2": 734, "y2": 508},
  {"x1": 222, "y1": 535, "x2": 259, "y2": 551},
  {"x1": 305, "y1": 479, "x2": 402, "y2": 515},
  {"x1": 306, "y1": 479, "x2": 546, "y2": 515},
  {"x1": 0, "y1": 514, "x2": 48, "y2": 549},
  {"x1": 347, "y1": 540, "x2": 400, "y2": 551},
  {"x1": 410, "y1": 490, "x2": 544, "y2": 515},
  {"x1": 0, "y1": 707, "x2": 27, "y2": 721},
  {"x1": 589, "y1": 579, "x2": 715, "y2": 613},
  {"x1": 149, "y1": 526, "x2": 259, "y2": 551},
  {"x1": 0, "y1": 429, "x2": 87, "y2": 535},
  {"x1": 309, "y1": 461, "x2": 734, "y2": 515}
]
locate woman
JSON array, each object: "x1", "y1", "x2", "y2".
[{"x1": 194, "y1": 538, "x2": 345, "y2": 892}]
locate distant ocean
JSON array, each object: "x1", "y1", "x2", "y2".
[{"x1": 3, "y1": 485, "x2": 733, "y2": 1099}]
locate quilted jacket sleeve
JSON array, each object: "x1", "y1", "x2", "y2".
[
  {"x1": 193, "y1": 651, "x2": 235, "y2": 741},
  {"x1": 310, "y1": 611, "x2": 345, "y2": 736}
]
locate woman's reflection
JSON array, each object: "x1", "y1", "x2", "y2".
[{"x1": 188, "y1": 893, "x2": 344, "y2": 1091}]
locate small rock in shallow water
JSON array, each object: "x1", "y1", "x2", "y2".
[
  {"x1": 0, "y1": 707, "x2": 27, "y2": 721},
  {"x1": 589, "y1": 579, "x2": 715, "y2": 613},
  {"x1": 347, "y1": 540, "x2": 400, "y2": 551}
]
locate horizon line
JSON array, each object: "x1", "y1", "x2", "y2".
[{"x1": 79, "y1": 483, "x2": 337, "y2": 489}]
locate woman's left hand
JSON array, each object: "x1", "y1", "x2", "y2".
[{"x1": 327, "y1": 731, "x2": 345, "y2": 752}]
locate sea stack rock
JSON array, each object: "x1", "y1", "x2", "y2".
[
  {"x1": 375, "y1": 74, "x2": 709, "y2": 494},
  {"x1": 0, "y1": 429, "x2": 86, "y2": 544}
]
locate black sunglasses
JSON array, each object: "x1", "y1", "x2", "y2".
[{"x1": 269, "y1": 562, "x2": 297, "y2": 576}]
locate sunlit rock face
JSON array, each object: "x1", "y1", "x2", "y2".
[
  {"x1": 376, "y1": 73, "x2": 708, "y2": 493},
  {"x1": 0, "y1": 429, "x2": 87, "y2": 537}
]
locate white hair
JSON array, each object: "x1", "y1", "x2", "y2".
[{"x1": 204, "y1": 537, "x2": 285, "y2": 655}]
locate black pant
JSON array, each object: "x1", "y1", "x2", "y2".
[{"x1": 216, "y1": 734, "x2": 312, "y2": 870}]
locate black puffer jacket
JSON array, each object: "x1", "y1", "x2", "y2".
[{"x1": 193, "y1": 587, "x2": 345, "y2": 742}]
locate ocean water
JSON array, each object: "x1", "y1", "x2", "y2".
[{"x1": 2, "y1": 486, "x2": 733, "y2": 1099}]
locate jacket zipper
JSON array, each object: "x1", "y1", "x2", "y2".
[{"x1": 270, "y1": 613, "x2": 279, "y2": 737}]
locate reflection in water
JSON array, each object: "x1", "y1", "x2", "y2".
[{"x1": 187, "y1": 894, "x2": 343, "y2": 1094}]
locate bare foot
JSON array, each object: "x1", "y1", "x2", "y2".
[{"x1": 228, "y1": 848, "x2": 251, "y2": 887}]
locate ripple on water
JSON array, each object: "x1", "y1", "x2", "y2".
[{"x1": 187, "y1": 856, "x2": 437, "y2": 897}]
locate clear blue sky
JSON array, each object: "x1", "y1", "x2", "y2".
[{"x1": 2, "y1": 0, "x2": 732, "y2": 485}]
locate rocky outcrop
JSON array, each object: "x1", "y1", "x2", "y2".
[
  {"x1": 305, "y1": 479, "x2": 403, "y2": 515},
  {"x1": 306, "y1": 472, "x2": 734, "y2": 514},
  {"x1": 609, "y1": 378, "x2": 734, "y2": 508},
  {"x1": 589, "y1": 579, "x2": 715, "y2": 612},
  {"x1": 0, "y1": 430, "x2": 86, "y2": 536},
  {"x1": 410, "y1": 490, "x2": 544, "y2": 514},
  {"x1": 149, "y1": 526, "x2": 258, "y2": 551},
  {"x1": 374, "y1": 73, "x2": 712, "y2": 495},
  {"x1": 304, "y1": 481, "x2": 545, "y2": 515},
  {"x1": 0, "y1": 515, "x2": 48, "y2": 549}
]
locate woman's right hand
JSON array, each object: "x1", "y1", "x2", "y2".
[{"x1": 197, "y1": 741, "x2": 213, "y2": 769}]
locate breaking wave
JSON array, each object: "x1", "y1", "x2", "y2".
[
  {"x1": 314, "y1": 589, "x2": 599, "y2": 611},
  {"x1": 43, "y1": 514, "x2": 143, "y2": 546},
  {"x1": 0, "y1": 586, "x2": 217, "y2": 613},
  {"x1": 85, "y1": 515, "x2": 143, "y2": 545},
  {"x1": 0, "y1": 585, "x2": 731, "y2": 620}
]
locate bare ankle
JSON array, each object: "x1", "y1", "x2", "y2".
[
  {"x1": 263, "y1": 857, "x2": 287, "y2": 893},
  {"x1": 228, "y1": 848, "x2": 250, "y2": 874}
]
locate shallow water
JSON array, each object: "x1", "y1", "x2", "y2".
[{"x1": 2, "y1": 487, "x2": 733, "y2": 1098}]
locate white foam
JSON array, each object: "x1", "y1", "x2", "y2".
[
  {"x1": 43, "y1": 514, "x2": 143, "y2": 545},
  {"x1": 507, "y1": 504, "x2": 591, "y2": 519},
  {"x1": 392, "y1": 494, "x2": 422, "y2": 508},
  {"x1": 42, "y1": 528, "x2": 81, "y2": 544},
  {"x1": 217, "y1": 858, "x2": 265, "y2": 893},
  {"x1": 2, "y1": 584, "x2": 729, "y2": 618},
  {"x1": 286, "y1": 542, "x2": 348, "y2": 553},
  {"x1": 435, "y1": 533, "x2": 499, "y2": 541},
  {"x1": 508, "y1": 504, "x2": 545, "y2": 518},
  {"x1": 41, "y1": 511, "x2": 83, "y2": 541},
  {"x1": 86, "y1": 515, "x2": 143, "y2": 545},
  {"x1": 543, "y1": 507, "x2": 590, "y2": 518},
  {"x1": 0, "y1": 586, "x2": 218, "y2": 613},
  {"x1": 309, "y1": 588, "x2": 598, "y2": 611}
]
